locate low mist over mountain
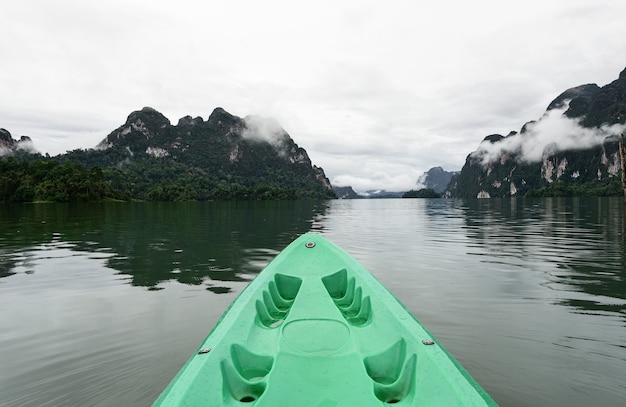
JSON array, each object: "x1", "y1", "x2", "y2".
[
  {"x1": 0, "y1": 107, "x2": 335, "y2": 202},
  {"x1": 0, "y1": 129, "x2": 37, "y2": 156},
  {"x1": 448, "y1": 67, "x2": 626, "y2": 198}
]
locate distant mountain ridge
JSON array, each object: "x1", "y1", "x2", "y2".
[
  {"x1": 330, "y1": 186, "x2": 405, "y2": 199},
  {"x1": 447, "y1": 67, "x2": 626, "y2": 198}
]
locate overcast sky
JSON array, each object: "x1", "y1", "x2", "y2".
[{"x1": 2, "y1": 0, "x2": 626, "y2": 192}]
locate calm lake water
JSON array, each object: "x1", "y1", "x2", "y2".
[{"x1": 1, "y1": 198, "x2": 625, "y2": 406}]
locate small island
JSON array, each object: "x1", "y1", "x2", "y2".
[{"x1": 402, "y1": 188, "x2": 441, "y2": 198}]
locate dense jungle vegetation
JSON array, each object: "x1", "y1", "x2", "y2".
[{"x1": 0, "y1": 156, "x2": 325, "y2": 202}]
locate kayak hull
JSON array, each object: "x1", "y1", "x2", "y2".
[{"x1": 153, "y1": 233, "x2": 498, "y2": 406}]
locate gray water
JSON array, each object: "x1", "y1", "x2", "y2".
[{"x1": 0, "y1": 198, "x2": 624, "y2": 406}]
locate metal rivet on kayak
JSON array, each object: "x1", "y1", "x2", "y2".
[
  {"x1": 198, "y1": 348, "x2": 212, "y2": 354},
  {"x1": 422, "y1": 339, "x2": 435, "y2": 345},
  {"x1": 305, "y1": 241, "x2": 316, "y2": 248}
]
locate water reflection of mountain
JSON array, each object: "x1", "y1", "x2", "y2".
[
  {"x1": 0, "y1": 201, "x2": 329, "y2": 289},
  {"x1": 456, "y1": 197, "x2": 626, "y2": 317}
]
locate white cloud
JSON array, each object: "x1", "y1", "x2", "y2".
[
  {"x1": 242, "y1": 115, "x2": 289, "y2": 150},
  {"x1": 15, "y1": 138, "x2": 38, "y2": 154},
  {"x1": 472, "y1": 104, "x2": 626, "y2": 166}
]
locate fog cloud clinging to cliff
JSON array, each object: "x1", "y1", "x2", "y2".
[
  {"x1": 242, "y1": 116, "x2": 288, "y2": 145},
  {"x1": 471, "y1": 104, "x2": 626, "y2": 166}
]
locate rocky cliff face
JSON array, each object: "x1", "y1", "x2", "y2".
[
  {"x1": 448, "y1": 67, "x2": 626, "y2": 198},
  {"x1": 98, "y1": 108, "x2": 327, "y2": 170}
]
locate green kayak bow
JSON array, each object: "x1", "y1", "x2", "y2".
[{"x1": 153, "y1": 233, "x2": 498, "y2": 406}]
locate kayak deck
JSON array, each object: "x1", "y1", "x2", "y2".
[{"x1": 153, "y1": 233, "x2": 498, "y2": 406}]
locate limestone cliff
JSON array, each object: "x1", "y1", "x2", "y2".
[{"x1": 448, "y1": 67, "x2": 626, "y2": 198}]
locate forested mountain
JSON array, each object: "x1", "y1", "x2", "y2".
[
  {"x1": 447, "y1": 67, "x2": 626, "y2": 198},
  {"x1": 0, "y1": 107, "x2": 336, "y2": 202}
]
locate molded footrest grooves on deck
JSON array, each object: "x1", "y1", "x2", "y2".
[
  {"x1": 221, "y1": 344, "x2": 274, "y2": 403},
  {"x1": 255, "y1": 273, "x2": 302, "y2": 328},
  {"x1": 322, "y1": 268, "x2": 372, "y2": 326},
  {"x1": 364, "y1": 339, "x2": 417, "y2": 404}
]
